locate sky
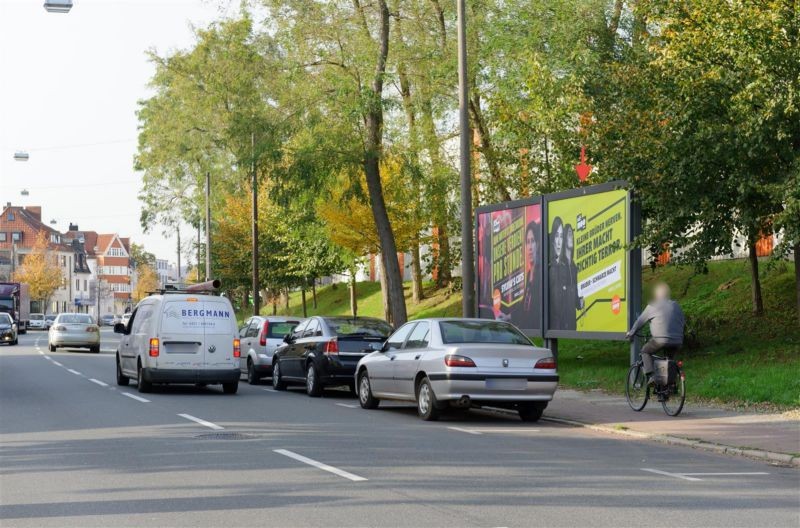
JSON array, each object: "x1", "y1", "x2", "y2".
[{"x1": 0, "y1": 0, "x2": 238, "y2": 265}]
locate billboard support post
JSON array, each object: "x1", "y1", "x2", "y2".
[{"x1": 628, "y1": 193, "x2": 643, "y2": 365}]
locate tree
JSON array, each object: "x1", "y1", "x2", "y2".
[
  {"x1": 132, "y1": 264, "x2": 159, "y2": 303},
  {"x1": 13, "y1": 231, "x2": 62, "y2": 311},
  {"x1": 129, "y1": 243, "x2": 155, "y2": 270}
]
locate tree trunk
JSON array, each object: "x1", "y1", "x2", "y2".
[
  {"x1": 377, "y1": 255, "x2": 392, "y2": 323},
  {"x1": 747, "y1": 236, "x2": 764, "y2": 316},
  {"x1": 241, "y1": 289, "x2": 250, "y2": 311},
  {"x1": 437, "y1": 224, "x2": 452, "y2": 287},
  {"x1": 271, "y1": 292, "x2": 277, "y2": 316},
  {"x1": 795, "y1": 241, "x2": 800, "y2": 326},
  {"x1": 301, "y1": 286, "x2": 307, "y2": 318},
  {"x1": 411, "y1": 239, "x2": 423, "y2": 303},
  {"x1": 362, "y1": 0, "x2": 407, "y2": 327},
  {"x1": 469, "y1": 94, "x2": 511, "y2": 202},
  {"x1": 350, "y1": 271, "x2": 358, "y2": 319},
  {"x1": 312, "y1": 279, "x2": 317, "y2": 309},
  {"x1": 283, "y1": 289, "x2": 290, "y2": 311}
]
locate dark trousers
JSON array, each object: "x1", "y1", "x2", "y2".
[{"x1": 641, "y1": 340, "x2": 678, "y2": 374}]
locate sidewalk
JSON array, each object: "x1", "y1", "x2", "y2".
[{"x1": 543, "y1": 389, "x2": 800, "y2": 466}]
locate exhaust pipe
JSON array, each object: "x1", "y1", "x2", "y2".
[{"x1": 453, "y1": 395, "x2": 471, "y2": 408}]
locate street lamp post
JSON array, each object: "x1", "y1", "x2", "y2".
[
  {"x1": 457, "y1": 0, "x2": 475, "y2": 318},
  {"x1": 43, "y1": 1, "x2": 73, "y2": 13}
]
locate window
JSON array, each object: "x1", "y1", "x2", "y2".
[
  {"x1": 291, "y1": 320, "x2": 308, "y2": 340},
  {"x1": 325, "y1": 317, "x2": 393, "y2": 338},
  {"x1": 7, "y1": 212, "x2": 14, "y2": 221},
  {"x1": 385, "y1": 323, "x2": 416, "y2": 351},
  {"x1": 61, "y1": 256, "x2": 67, "y2": 267},
  {"x1": 267, "y1": 321, "x2": 298, "y2": 338},
  {"x1": 131, "y1": 305, "x2": 154, "y2": 334},
  {"x1": 405, "y1": 322, "x2": 430, "y2": 349},
  {"x1": 303, "y1": 319, "x2": 319, "y2": 338},
  {"x1": 439, "y1": 321, "x2": 532, "y2": 346},
  {"x1": 83, "y1": 280, "x2": 87, "y2": 290},
  {"x1": 0, "y1": 233, "x2": 6, "y2": 242},
  {"x1": 246, "y1": 319, "x2": 260, "y2": 338},
  {"x1": 239, "y1": 318, "x2": 251, "y2": 338},
  {"x1": 76, "y1": 279, "x2": 80, "y2": 291},
  {"x1": 11, "y1": 232, "x2": 21, "y2": 242},
  {"x1": 108, "y1": 247, "x2": 125, "y2": 257}
]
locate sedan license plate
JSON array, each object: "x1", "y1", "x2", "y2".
[{"x1": 485, "y1": 378, "x2": 527, "y2": 390}]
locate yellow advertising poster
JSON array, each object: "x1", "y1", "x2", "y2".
[{"x1": 546, "y1": 189, "x2": 628, "y2": 335}]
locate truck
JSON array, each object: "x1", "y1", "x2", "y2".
[{"x1": 0, "y1": 282, "x2": 30, "y2": 334}]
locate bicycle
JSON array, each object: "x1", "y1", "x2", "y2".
[{"x1": 625, "y1": 334, "x2": 686, "y2": 416}]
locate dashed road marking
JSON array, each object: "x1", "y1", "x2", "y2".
[
  {"x1": 67, "y1": 369, "x2": 82, "y2": 376},
  {"x1": 121, "y1": 393, "x2": 151, "y2": 403},
  {"x1": 641, "y1": 468, "x2": 701, "y2": 481},
  {"x1": 335, "y1": 403, "x2": 359, "y2": 409},
  {"x1": 447, "y1": 427, "x2": 483, "y2": 435},
  {"x1": 274, "y1": 449, "x2": 367, "y2": 482},
  {"x1": 178, "y1": 413, "x2": 223, "y2": 430},
  {"x1": 43, "y1": 355, "x2": 51, "y2": 360},
  {"x1": 52, "y1": 361, "x2": 63, "y2": 367},
  {"x1": 641, "y1": 468, "x2": 770, "y2": 481},
  {"x1": 89, "y1": 378, "x2": 109, "y2": 387}
]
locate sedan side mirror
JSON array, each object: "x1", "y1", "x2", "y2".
[
  {"x1": 113, "y1": 323, "x2": 127, "y2": 334},
  {"x1": 283, "y1": 333, "x2": 293, "y2": 344},
  {"x1": 368, "y1": 341, "x2": 385, "y2": 352}
]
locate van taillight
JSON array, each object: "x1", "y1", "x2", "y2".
[
  {"x1": 535, "y1": 357, "x2": 556, "y2": 369},
  {"x1": 233, "y1": 338, "x2": 241, "y2": 358},
  {"x1": 323, "y1": 339, "x2": 339, "y2": 355},
  {"x1": 259, "y1": 321, "x2": 269, "y2": 347},
  {"x1": 149, "y1": 338, "x2": 159, "y2": 357}
]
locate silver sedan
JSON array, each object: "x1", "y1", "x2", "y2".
[
  {"x1": 355, "y1": 318, "x2": 557, "y2": 422},
  {"x1": 48, "y1": 313, "x2": 100, "y2": 353}
]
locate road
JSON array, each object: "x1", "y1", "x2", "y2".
[{"x1": 1, "y1": 330, "x2": 798, "y2": 527}]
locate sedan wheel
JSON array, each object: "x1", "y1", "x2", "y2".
[
  {"x1": 272, "y1": 360, "x2": 287, "y2": 390},
  {"x1": 247, "y1": 360, "x2": 259, "y2": 385},
  {"x1": 358, "y1": 372, "x2": 380, "y2": 409},
  {"x1": 416, "y1": 377, "x2": 440, "y2": 421},
  {"x1": 306, "y1": 363, "x2": 322, "y2": 397}
]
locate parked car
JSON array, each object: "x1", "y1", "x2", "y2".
[
  {"x1": 238, "y1": 316, "x2": 300, "y2": 384},
  {"x1": 28, "y1": 313, "x2": 46, "y2": 330},
  {"x1": 44, "y1": 314, "x2": 56, "y2": 330},
  {"x1": 272, "y1": 316, "x2": 393, "y2": 396},
  {"x1": 115, "y1": 290, "x2": 240, "y2": 394},
  {"x1": 355, "y1": 318, "x2": 558, "y2": 422},
  {"x1": 0, "y1": 313, "x2": 18, "y2": 345},
  {"x1": 48, "y1": 313, "x2": 100, "y2": 353},
  {"x1": 100, "y1": 314, "x2": 115, "y2": 327}
]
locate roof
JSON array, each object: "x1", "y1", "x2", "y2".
[{"x1": 0, "y1": 205, "x2": 73, "y2": 252}]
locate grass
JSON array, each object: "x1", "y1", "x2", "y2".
[{"x1": 242, "y1": 259, "x2": 799, "y2": 408}]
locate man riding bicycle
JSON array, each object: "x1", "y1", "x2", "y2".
[{"x1": 626, "y1": 282, "x2": 685, "y2": 386}]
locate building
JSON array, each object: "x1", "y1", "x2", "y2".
[
  {"x1": 94, "y1": 233, "x2": 132, "y2": 315},
  {"x1": 156, "y1": 258, "x2": 169, "y2": 287}
]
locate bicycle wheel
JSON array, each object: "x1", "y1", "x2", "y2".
[
  {"x1": 625, "y1": 363, "x2": 649, "y2": 411},
  {"x1": 662, "y1": 366, "x2": 686, "y2": 416}
]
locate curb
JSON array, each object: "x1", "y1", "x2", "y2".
[{"x1": 539, "y1": 415, "x2": 800, "y2": 468}]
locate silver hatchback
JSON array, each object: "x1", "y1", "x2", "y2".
[
  {"x1": 355, "y1": 318, "x2": 557, "y2": 422},
  {"x1": 48, "y1": 313, "x2": 100, "y2": 353}
]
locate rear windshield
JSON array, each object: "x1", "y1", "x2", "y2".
[
  {"x1": 30, "y1": 314, "x2": 44, "y2": 320},
  {"x1": 58, "y1": 314, "x2": 94, "y2": 325},
  {"x1": 45, "y1": 315, "x2": 56, "y2": 321},
  {"x1": 326, "y1": 318, "x2": 393, "y2": 338},
  {"x1": 267, "y1": 322, "x2": 297, "y2": 338},
  {"x1": 440, "y1": 320, "x2": 532, "y2": 346}
]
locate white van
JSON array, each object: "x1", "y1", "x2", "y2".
[{"x1": 114, "y1": 291, "x2": 240, "y2": 394}]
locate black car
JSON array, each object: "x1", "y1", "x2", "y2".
[
  {"x1": 272, "y1": 316, "x2": 393, "y2": 396},
  {"x1": 0, "y1": 313, "x2": 18, "y2": 345}
]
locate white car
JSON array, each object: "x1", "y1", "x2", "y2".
[
  {"x1": 28, "y1": 313, "x2": 46, "y2": 330},
  {"x1": 114, "y1": 288, "x2": 240, "y2": 394},
  {"x1": 355, "y1": 318, "x2": 557, "y2": 422},
  {"x1": 48, "y1": 313, "x2": 100, "y2": 353},
  {"x1": 238, "y1": 316, "x2": 300, "y2": 384}
]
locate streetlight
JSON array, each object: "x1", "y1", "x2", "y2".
[
  {"x1": 20, "y1": 189, "x2": 29, "y2": 197},
  {"x1": 44, "y1": 1, "x2": 72, "y2": 13},
  {"x1": 457, "y1": 0, "x2": 475, "y2": 318},
  {"x1": 49, "y1": 219, "x2": 57, "y2": 225},
  {"x1": 13, "y1": 151, "x2": 29, "y2": 162}
]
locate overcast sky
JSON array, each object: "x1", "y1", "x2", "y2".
[{"x1": 0, "y1": 0, "x2": 237, "y2": 264}]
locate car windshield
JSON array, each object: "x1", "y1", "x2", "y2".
[
  {"x1": 440, "y1": 320, "x2": 533, "y2": 346},
  {"x1": 45, "y1": 315, "x2": 56, "y2": 321},
  {"x1": 267, "y1": 322, "x2": 297, "y2": 338},
  {"x1": 325, "y1": 318, "x2": 393, "y2": 338},
  {"x1": 58, "y1": 314, "x2": 94, "y2": 325},
  {"x1": 0, "y1": 314, "x2": 12, "y2": 325},
  {"x1": 30, "y1": 314, "x2": 44, "y2": 320}
]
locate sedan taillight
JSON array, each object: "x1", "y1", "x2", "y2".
[
  {"x1": 444, "y1": 354, "x2": 476, "y2": 367},
  {"x1": 323, "y1": 339, "x2": 339, "y2": 356},
  {"x1": 535, "y1": 357, "x2": 556, "y2": 369},
  {"x1": 54, "y1": 325, "x2": 66, "y2": 331}
]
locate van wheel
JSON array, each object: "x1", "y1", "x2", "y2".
[
  {"x1": 116, "y1": 356, "x2": 129, "y2": 386},
  {"x1": 49, "y1": 344, "x2": 56, "y2": 352},
  {"x1": 306, "y1": 363, "x2": 322, "y2": 397},
  {"x1": 222, "y1": 381, "x2": 238, "y2": 395},
  {"x1": 137, "y1": 361, "x2": 152, "y2": 393},
  {"x1": 272, "y1": 360, "x2": 287, "y2": 390},
  {"x1": 416, "y1": 377, "x2": 440, "y2": 421},
  {"x1": 247, "y1": 360, "x2": 260, "y2": 385}
]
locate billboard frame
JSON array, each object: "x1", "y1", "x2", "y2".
[{"x1": 474, "y1": 195, "x2": 544, "y2": 338}]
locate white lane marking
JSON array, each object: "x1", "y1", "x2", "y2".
[
  {"x1": 121, "y1": 393, "x2": 151, "y2": 403},
  {"x1": 335, "y1": 403, "x2": 359, "y2": 409},
  {"x1": 178, "y1": 413, "x2": 223, "y2": 430},
  {"x1": 448, "y1": 426, "x2": 483, "y2": 435},
  {"x1": 641, "y1": 468, "x2": 701, "y2": 481},
  {"x1": 43, "y1": 355, "x2": 51, "y2": 360},
  {"x1": 89, "y1": 378, "x2": 109, "y2": 387},
  {"x1": 262, "y1": 388, "x2": 277, "y2": 392},
  {"x1": 52, "y1": 361, "x2": 63, "y2": 367},
  {"x1": 67, "y1": 369, "x2": 82, "y2": 376},
  {"x1": 37, "y1": 350, "x2": 43, "y2": 354},
  {"x1": 274, "y1": 449, "x2": 367, "y2": 482},
  {"x1": 681, "y1": 472, "x2": 770, "y2": 477}
]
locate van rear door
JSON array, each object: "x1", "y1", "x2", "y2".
[
  {"x1": 201, "y1": 299, "x2": 236, "y2": 370},
  {"x1": 159, "y1": 300, "x2": 204, "y2": 370}
]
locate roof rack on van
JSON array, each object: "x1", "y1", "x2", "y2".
[{"x1": 147, "y1": 279, "x2": 222, "y2": 296}]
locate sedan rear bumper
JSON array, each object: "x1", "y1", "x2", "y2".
[
  {"x1": 430, "y1": 373, "x2": 558, "y2": 402},
  {"x1": 50, "y1": 334, "x2": 100, "y2": 346}
]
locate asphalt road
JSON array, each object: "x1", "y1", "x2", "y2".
[{"x1": 1, "y1": 330, "x2": 798, "y2": 527}]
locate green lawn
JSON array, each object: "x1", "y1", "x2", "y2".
[{"x1": 246, "y1": 259, "x2": 799, "y2": 408}]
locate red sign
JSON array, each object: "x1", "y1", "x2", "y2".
[{"x1": 575, "y1": 146, "x2": 592, "y2": 183}]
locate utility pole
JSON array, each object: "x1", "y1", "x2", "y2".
[
  {"x1": 457, "y1": 0, "x2": 475, "y2": 317},
  {"x1": 251, "y1": 131, "x2": 260, "y2": 316},
  {"x1": 176, "y1": 225, "x2": 181, "y2": 283},
  {"x1": 196, "y1": 221, "x2": 201, "y2": 282},
  {"x1": 205, "y1": 172, "x2": 211, "y2": 281}
]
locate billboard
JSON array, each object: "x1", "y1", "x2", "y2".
[
  {"x1": 475, "y1": 181, "x2": 636, "y2": 341},
  {"x1": 544, "y1": 185, "x2": 629, "y2": 338},
  {"x1": 476, "y1": 198, "x2": 543, "y2": 336}
]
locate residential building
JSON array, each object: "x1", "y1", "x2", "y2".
[
  {"x1": 94, "y1": 233, "x2": 132, "y2": 315},
  {"x1": 156, "y1": 258, "x2": 169, "y2": 287}
]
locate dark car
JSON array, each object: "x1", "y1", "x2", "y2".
[
  {"x1": 272, "y1": 316, "x2": 393, "y2": 397},
  {"x1": 0, "y1": 313, "x2": 18, "y2": 345}
]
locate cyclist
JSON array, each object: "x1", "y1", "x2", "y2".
[{"x1": 626, "y1": 282, "x2": 685, "y2": 386}]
